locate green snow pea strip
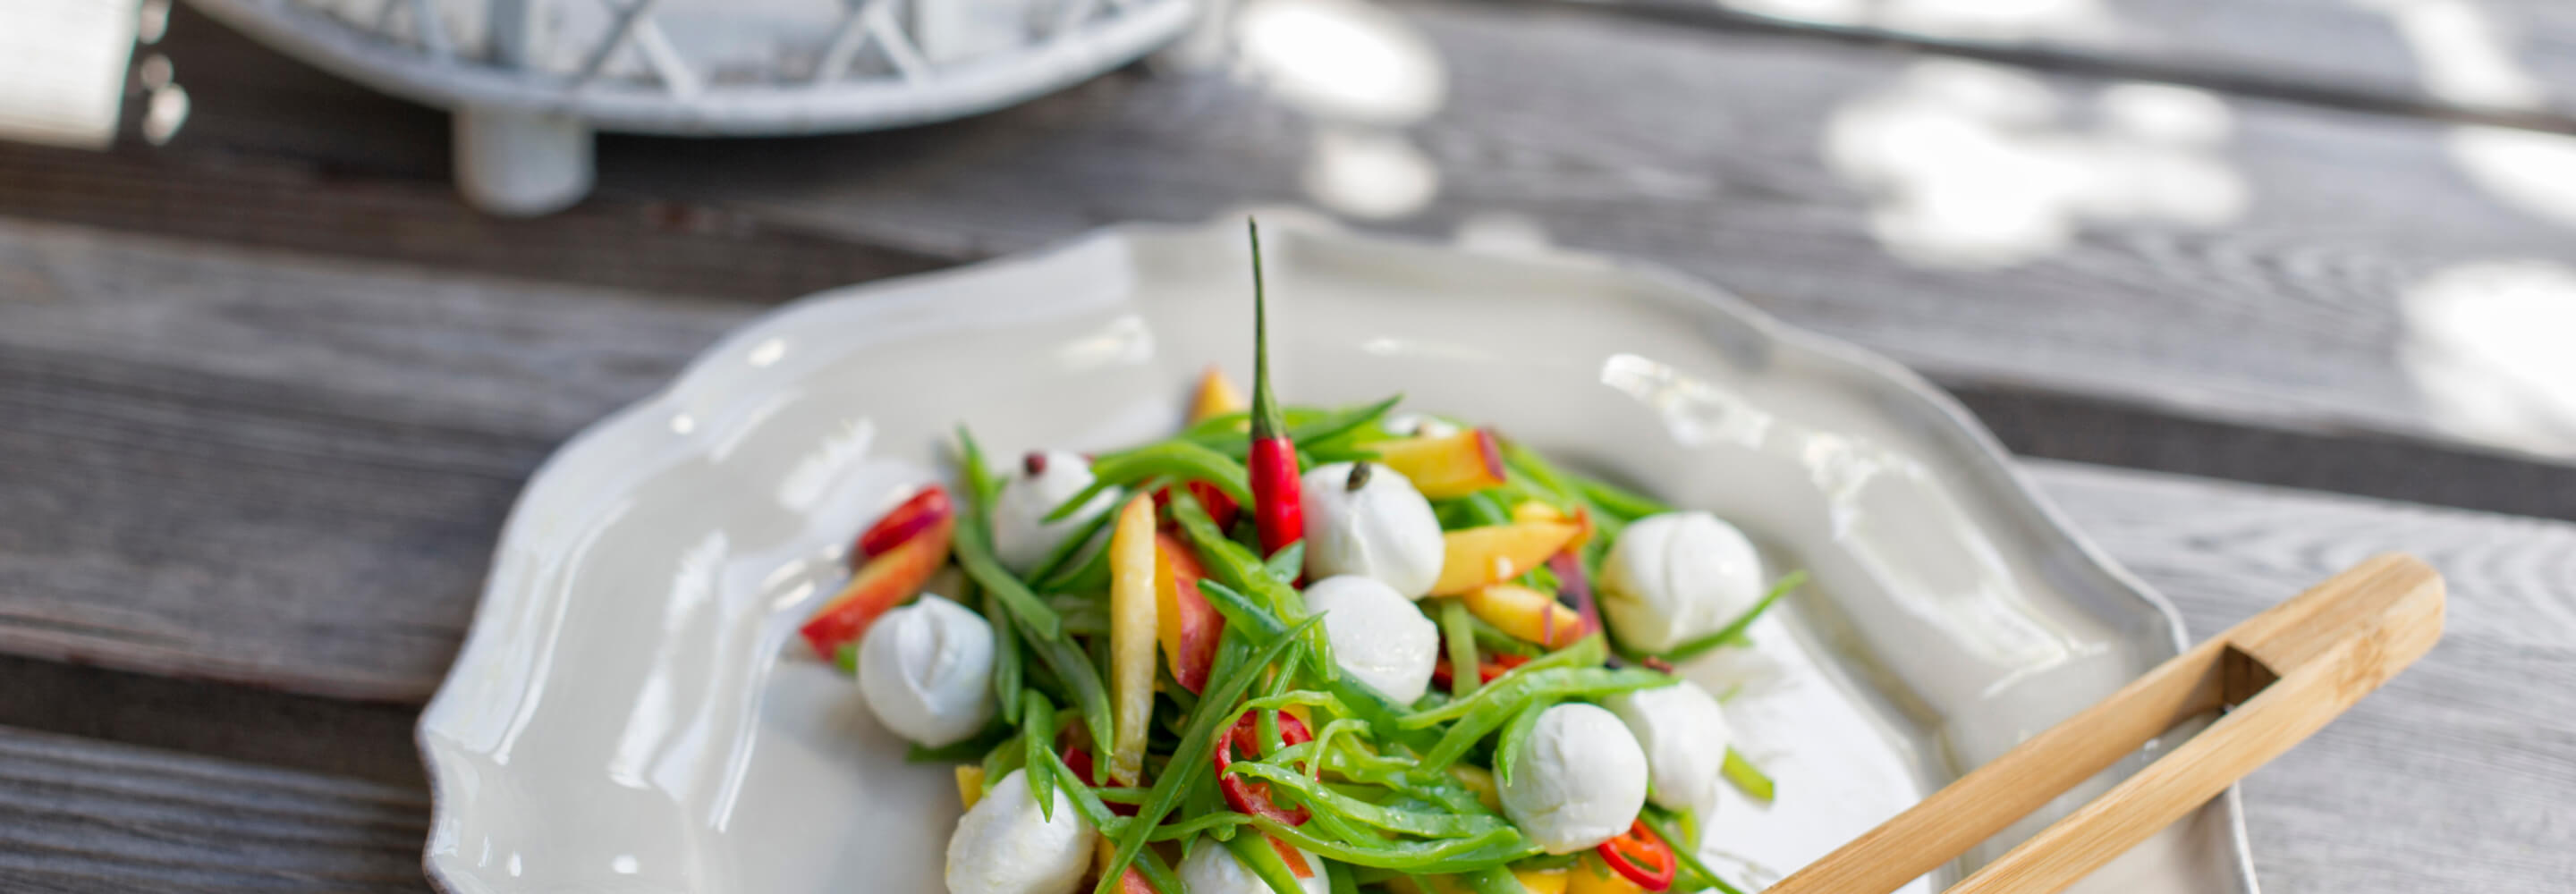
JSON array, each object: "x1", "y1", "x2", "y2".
[
  {"x1": 1225, "y1": 762, "x2": 1510, "y2": 839},
  {"x1": 1027, "y1": 746, "x2": 1185, "y2": 894},
  {"x1": 1400, "y1": 636, "x2": 1610, "y2": 728},
  {"x1": 1491, "y1": 696, "x2": 1557, "y2": 788},
  {"x1": 952, "y1": 474, "x2": 1064, "y2": 639},
  {"x1": 1014, "y1": 619, "x2": 1112, "y2": 762},
  {"x1": 1574, "y1": 477, "x2": 1672, "y2": 521},
  {"x1": 1022, "y1": 692, "x2": 1058, "y2": 822},
  {"x1": 1186, "y1": 395, "x2": 1404, "y2": 457},
  {"x1": 1026, "y1": 506, "x2": 1118, "y2": 586},
  {"x1": 1328, "y1": 859, "x2": 1361, "y2": 894},
  {"x1": 1640, "y1": 811, "x2": 1747, "y2": 894},
  {"x1": 1247, "y1": 816, "x2": 1538, "y2": 873},
  {"x1": 1095, "y1": 619, "x2": 1319, "y2": 894},
  {"x1": 1263, "y1": 541, "x2": 1305, "y2": 584},
  {"x1": 1045, "y1": 441, "x2": 1253, "y2": 522},
  {"x1": 981, "y1": 730, "x2": 1026, "y2": 792},
  {"x1": 1438, "y1": 598, "x2": 1479, "y2": 699},
  {"x1": 1414, "y1": 669, "x2": 1676, "y2": 770},
  {"x1": 956, "y1": 426, "x2": 1004, "y2": 543},
  {"x1": 980, "y1": 587, "x2": 1025, "y2": 725},
  {"x1": 1641, "y1": 570, "x2": 1808, "y2": 663},
  {"x1": 1460, "y1": 866, "x2": 1529, "y2": 894},
  {"x1": 1174, "y1": 493, "x2": 1337, "y2": 681},
  {"x1": 1196, "y1": 578, "x2": 1432, "y2": 749},
  {"x1": 1224, "y1": 826, "x2": 1310, "y2": 894},
  {"x1": 1722, "y1": 747, "x2": 1775, "y2": 802}
]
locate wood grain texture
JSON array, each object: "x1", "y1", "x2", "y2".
[
  {"x1": 0, "y1": 218, "x2": 755, "y2": 700},
  {"x1": 32, "y1": 4, "x2": 2576, "y2": 471},
  {"x1": 0, "y1": 725, "x2": 427, "y2": 892},
  {"x1": 591, "y1": 0, "x2": 2576, "y2": 465},
  {"x1": 1555, "y1": 0, "x2": 2576, "y2": 129},
  {"x1": 2029, "y1": 461, "x2": 2576, "y2": 894}
]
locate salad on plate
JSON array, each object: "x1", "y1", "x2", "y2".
[{"x1": 796, "y1": 223, "x2": 1804, "y2": 894}]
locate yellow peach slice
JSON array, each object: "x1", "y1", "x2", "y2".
[
  {"x1": 1190, "y1": 365, "x2": 1249, "y2": 424},
  {"x1": 1428, "y1": 520, "x2": 1580, "y2": 595},
  {"x1": 1374, "y1": 427, "x2": 1507, "y2": 499},
  {"x1": 1464, "y1": 583, "x2": 1589, "y2": 648}
]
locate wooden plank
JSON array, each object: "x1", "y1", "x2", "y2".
[
  {"x1": 0, "y1": 725, "x2": 427, "y2": 892},
  {"x1": 0, "y1": 654, "x2": 424, "y2": 789},
  {"x1": 29, "y1": 4, "x2": 2576, "y2": 470},
  {"x1": 589, "y1": 0, "x2": 2576, "y2": 466},
  {"x1": 0, "y1": 218, "x2": 755, "y2": 701},
  {"x1": 2029, "y1": 461, "x2": 2576, "y2": 894},
  {"x1": 1555, "y1": 0, "x2": 2576, "y2": 129}
]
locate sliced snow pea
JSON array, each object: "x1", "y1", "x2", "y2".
[
  {"x1": 1722, "y1": 747, "x2": 1775, "y2": 802},
  {"x1": 1196, "y1": 578, "x2": 1431, "y2": 749},
  {"x1": 1173, "y1": 493, "x2": 1337, "y2": 681},
  {"x1": 1224, "y1": 762, "x2": 1510, "y2": 839},
  {"x1": 1095, "y1": 619, "x2": 1319, "y2": 894},
  {"x1": 1021, "y1": 692, "x2": 1058, "y2": 821},
  {"x1": 1491, "y1": 696, "x2": 1556, "y2": 789},
  {"x1": 1438, "y1": 599, "x2": 1479, "y2": 699},
  {"x1": 1045, "y1": 441, "x2": 1253, "y2": 522},
  {"x1": 1401, "y1": 637, "x2": 1612, "y2": 728},
  {"x1": 1246, "y1": 815, "x2": 1538, "y2": 874},
  {"x1": 1412, "y1": 668, "x2": 1675, "y2": 770}
]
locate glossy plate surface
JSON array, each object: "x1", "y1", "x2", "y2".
[{"x1": 417, "y1": 217, "x2": 2258, "y2": 894}]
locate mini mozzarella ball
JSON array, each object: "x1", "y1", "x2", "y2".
[
  {"x1": 1176, "y1": 839, "x2": 1331, "y2": 894},
  {"x1": 1501, "y1": 703, "x2": 1650, "y2": 854},
  {"x1": 992, "y1": 451, "x2": 1120, "y2": 573},
  {"x1": 945, "y1": 768, "x2": 1096, "y2": 894},
  {"x1": 1300, "y1": 461, "x2": 1445, "y2": 598},
  {"x1": 1383, "y1": 412, "x2": 1462, "y2": 439},
  {"x1": 856, "y1": 596, "x2": 995, "y2": 747},
  {"x1": 1301, "y1": 575, "x2": 1440, "y2": 704},
  {"x1": 1597, "y1": 511, "x2": 1765, "y2": 653},
  {"x1": 1603, "y1": 679, "x2": 1733, "y2": 810}
]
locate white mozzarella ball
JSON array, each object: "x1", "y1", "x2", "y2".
[
  {"x1": 1500, "y1": 703, "x2": 1650, "y2": 854},
  {"x1": 1176, "y1": 839, "x2": 1331, "y2": 894},
  {"x1": 1597, "y1": 511, "x2": 1764, "y2": 653},
  {"x1": 1383, "y1": 412, "x2": 1462, "y2": 439},
  {"x1": 1301, "y1": 575, "x2": 1440, "y2": 704},
  {"x1": 992, "y1": 451, "x2": 1120, "y2": 573},
  {"x1": 1299, "y1": 461, "x2": 1445, "y2": 598},
  {"x1": 945, "y1": 768, "x2": 1097, "y2": 894},
  {"x1": 856, "y1": 595, "x2": 995, "y2": 747},
  {"x1": 1603, "y1": 679, "x2": 1733, "y2": 810}
]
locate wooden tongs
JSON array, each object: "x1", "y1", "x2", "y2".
[{"x1": 1769, "y1": 553, "x2": 2445, "y2": 894}]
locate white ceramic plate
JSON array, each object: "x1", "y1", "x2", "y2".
[{"x1": 416, "y1": 217, "x2": 2260, "y2": 894}]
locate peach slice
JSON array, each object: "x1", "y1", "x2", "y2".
[
  {"x1": 1107, "y1": 493, "x2": 1159, "y2": 785},
  {"x1": 854, "y1": 485, "x2": 952, "y2": 563},
  {"x1": 1511, "y1": 499, "x2": 1595, "y2": 549},
  {"x1": 1568, "y1": 855, "x2": 1648, "y2": 894},
  {"x1": 1373, "y1": 427, "x2": 1507, "y2": 499},
  {"x1": 1428, "y1": 519, "x2": 1580, "y2": 595},
  {"x1": 1154, "y1": 531, "x2": 1224, "y2": 693},
  {"x1": 1463, "y1": 583, "x2": 1590, "y2": 648},
  {"x1": 1190, "y1": 364, "x2": 1249, "y2": 424},
  {"x1": 799, "y1": 515, "x2": 953, "y2": 657}
]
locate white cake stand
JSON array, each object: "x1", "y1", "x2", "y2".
[{"x1": 188, "y1": 0, "x2": 1198, "y2": 215}]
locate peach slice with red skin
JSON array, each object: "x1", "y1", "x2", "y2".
[
  {"x1": 799, "y1": 514, "x2": 953, "y2": 657},
  {"x1": 1428, "y1": 519, "x2": 1581, "y2": 595},
  {"x1": 1511, "y1": 499, "x2": 1595, "y2": 549},
  {"x1": 1153, "y1": 531, "x2": 1224, "y2": 693},
  {"x1": 1373, "y1": 427, "x2": 1507, "y2": 499},
  {"x1": 1463, "y1": 582, "x2": 1591, "y2": 648},
  {"x1": 853, "y1": 485, "x2": 953, "y2": 563}
]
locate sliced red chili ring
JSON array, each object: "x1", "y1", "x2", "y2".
[
  {"x1": 1212, "y1": 712, "x2": 1313, "y2": 825},
  {"x1": 1596, "y1": 819, "x2": 1678, "y2": 891}
]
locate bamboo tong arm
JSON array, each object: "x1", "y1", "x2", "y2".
[{"x1": 1767, "y1": 553, "x2": 2445, "y2": 894}]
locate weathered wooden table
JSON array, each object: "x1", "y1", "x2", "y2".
[{"x1": 3, "y1": 1, "x2": 2572, "y2": 890}]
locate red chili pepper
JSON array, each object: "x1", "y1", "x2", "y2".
[
  {"x1": 1596, "y1": 819, "x2": 1678, "y2": 891},
  {"x1": 1244, "y1": 220, "x2": 1304, "y2": 558},
  {"x1": 853, "y1": 485, "x2": 952, "y2": 563},
  {"x1": 1212, "y1": 710, "x2": 1312, "y2": 826}
]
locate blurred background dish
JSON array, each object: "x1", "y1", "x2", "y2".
[{"x1": 184, "y1": 0, "x2": 1197, "y2": 214}]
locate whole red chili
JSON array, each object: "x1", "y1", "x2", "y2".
[
  {"x1": 1596, "y1": 819, "x2": 1678, "y2": 891},
  {"x1": 1212, "y1": 710, "x2": 1312, "y2": 826},
  {"x1": 1244, "y1": 220, "x2": 1304, "y2": 558}
]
